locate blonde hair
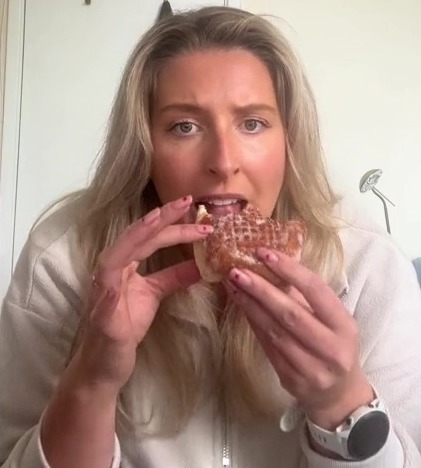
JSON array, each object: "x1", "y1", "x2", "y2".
[{"x1": 68, "y1": 6, "x2": 343, "y2": 436}]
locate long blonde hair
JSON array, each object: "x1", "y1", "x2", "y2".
[{"x1": 69, "y1": 6, "x2": 343, "y2": 435}]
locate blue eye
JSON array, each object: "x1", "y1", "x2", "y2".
[
  {"x1": 241, "y1": 119, "x2": 268, "y2": 133},
  {"x1": 170, "y1": 121, "x2": 199, "y2": 135}
]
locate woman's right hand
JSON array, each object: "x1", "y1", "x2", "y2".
[{"x1": 69, "y1": 195, "x2": 211, "y2": 395}]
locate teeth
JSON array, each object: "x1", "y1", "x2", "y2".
[{"x1": 205, "y1": 199, "x2": 239, "y2": 206}]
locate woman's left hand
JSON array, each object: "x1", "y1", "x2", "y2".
[{"x1": 226, "y1": 247, "x2": 374, "y2": 430}]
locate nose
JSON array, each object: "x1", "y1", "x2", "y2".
[{"x1": 206, "y1": 130, "x2": 240, "y2": 179}]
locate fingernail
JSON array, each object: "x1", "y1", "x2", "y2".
[
  {"x1": 197, "y1": 224, "x2": 214, "y2": 234},
  {"x1": 230, "y1": 268, "x2": 252, "y2": 286},
  {"x1": 258, "y1": 247, "x2": 278, "y2": 263},
  {"x1": 172, "y1": 195, "x2": 192, "y2": 209},
  {"x1": 142, "y1": 207, "x2": 160, "y2": 224}
]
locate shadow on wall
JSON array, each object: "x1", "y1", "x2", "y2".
[{"x1": 413, "y1": 258, "x2": 421, "y2": 288}]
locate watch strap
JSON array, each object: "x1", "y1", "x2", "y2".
[{"x1": 306, "y1": 395, "x2": 388, "y2": 460}]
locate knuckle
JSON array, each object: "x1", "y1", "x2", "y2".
[
  {"x1": 304, "y1": 276, "x2": 324, "y2": 298},
  {"x1": 346, "y1": 318, "x2": 359, "y2": 341},
  {"x1": 124, "y1": 221, "x2": 137, "y2": 235},
  {"x1": 310, "y1": 371, "x2": 332, "y2": 391},
  {"x1": 281, "y1": 307, "x2": 300, "y2": 328},
  {"x1": 179, "y1": 224, "x2": 194, "y2": 236},
  {"x1": 123, "y1": 223, "x2": 140, "y2": 243},
  {"x1": 328, "y1": 347, "x2": 354, "y2": 374},
  {"x1": 268, "y1": 326, "x2": 286, "y2": 345}
]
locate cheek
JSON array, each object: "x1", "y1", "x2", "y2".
[
  {"x1": 251, "y1": 145, "x2": 286, "y2": 187},
  {"x1": 248, "y1": 145, "x2": 286, "y2": 216},
  {"x1": 151, "y1": 153, "x2": 198, "y2": 204}
]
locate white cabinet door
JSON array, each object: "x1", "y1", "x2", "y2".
[{"x1": 1, "y1": 0, "x2": 239, "y2": 301}]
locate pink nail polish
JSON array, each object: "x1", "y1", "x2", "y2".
[
  {"x1": 230, "y1": 268, "x2": 252, "y2": 286},
  {"x1": 258, "y1": 248, "x2": 278, "y2": 263},
  {"x1": 173, "y1": 195, "x2": 192, "y2": 209},
  {"x1": 265, "y1": 252, "x2": 278, "y2": 263},
  {"x1": 198, "y1": 224, "x2": 213, "y2": 234}
]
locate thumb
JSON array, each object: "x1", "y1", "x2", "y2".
[{"x1": 146, "y1": 260, "x2": 201, "y2": 299}]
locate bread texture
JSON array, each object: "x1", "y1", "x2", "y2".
[{"x1": 193, "y1": 204, "x2": 306, "y2": 285}]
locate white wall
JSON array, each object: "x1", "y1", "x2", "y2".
[
  {"x1": 244, "y1": 0, "x2": 421, "y2": 258},
  {"x1": 1, "y1": 0, "x2": 420, "y2": 301},
  {"x1": 0, "y1": 0, "x2": 232, "y2": 301}
]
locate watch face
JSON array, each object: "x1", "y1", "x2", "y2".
[{"x1": 347, "y1": 410, "x2": 390, "y2": 460}]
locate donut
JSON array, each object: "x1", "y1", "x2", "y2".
[{"x1": 193, "y1": 204, "x2": 306, "y2": 285}]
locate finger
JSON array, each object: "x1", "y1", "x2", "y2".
[
  {"x1": 266, "y1": 326, "x2": 332, "y2": 395},
  {"x1": 145, "y1": 259, "x2": 201, "y2": 300},
  {"x1": 229, "y1": 268, "x2": 336, "y2": 359},
  {"x1": 257, "y1": 248, "x2": 347, "y2": 330},
  {"x1": 102, "y1": 195, "x2": 194, "y2": 272},
  {"x1": 227, "y1": 282, "x2": 333, "y2": 395},
  {"x1": 288, "y1": 287, "x2": 314, "y2": 314},
  {"x1": 251, "y1": 322, "x2": 303, "y2": 392},
  {"x1": 225, "y1": 281, "x2": 307, "y2": 391},
  {"x1": 94, "y1": 195, "x2": 202, "y2": 289},
  {"x1": 134, "y1": 224, "x2": 213, "y2": 260}
]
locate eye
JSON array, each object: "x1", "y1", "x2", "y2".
[
  {"x1": 240, "y1": 119, "x2": 268, "y2": 133},
  {"x1": 170, "y1": 121, "x2": 200, "y2": 135}
]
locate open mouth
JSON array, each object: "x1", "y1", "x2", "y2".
[{"x1": 193, "y1": 198, "x2": 248, "y2": 217}]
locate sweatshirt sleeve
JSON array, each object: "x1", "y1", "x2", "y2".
[
  {"x1": 0, "y1": 229, "x2": 121, "y2": 467},
  {"x1": 301, "y1": 233, "x2": 421, "y2": 467}
]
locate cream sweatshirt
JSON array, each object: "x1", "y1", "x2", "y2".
[{"x1": 1, "y1": 201, "x2": 421, "y2": 468}]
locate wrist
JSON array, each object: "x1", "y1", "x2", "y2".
[
  {"x1": 306, "y1": 426, "x2": 344, "y2": 460},
  {"x1": 305, "y1": 376, "x2": 374, "y2": 430},
  {"x1": 42, "y1": 358, "x2": 118, "y2": 468},
  {"x1": 63, "y1": 348, "x2": 122, "y2": 402},
  {"x1": 306, "y1": 392, "x2": 390, "y2": 461}
]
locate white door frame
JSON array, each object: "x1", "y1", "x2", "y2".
[
  {"x1": 0, "y1": 0, "x2": 24, "y2": 302},
  {"x1": 0, "y1": 0, "x2": 241, "y2": 302}
]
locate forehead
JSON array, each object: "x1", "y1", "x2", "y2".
[{"x1": 153, "y1": 48, "x2": 278, "y2": 107}]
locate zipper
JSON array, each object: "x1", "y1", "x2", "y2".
[
  {"x1": 222, "y1": 414, "x2": 231, "y2": 467},
  {"x1": 221, "y1": 393, "x2": 231, "y2": 467},
  {"x1": 219, "y1": 291, "x2": 349, "y2": 468}
]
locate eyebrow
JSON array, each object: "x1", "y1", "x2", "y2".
[{"x1": 157, "y1": 103, "x2": 278, "y2": 114}]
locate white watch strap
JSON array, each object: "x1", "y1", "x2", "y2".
[{"x1": 306, "y1": 396, "x2": 388, "y2": 460}]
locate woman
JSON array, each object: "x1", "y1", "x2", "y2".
[{"x1": 1, "y1": 6, "x2": 421, "y2": 468}]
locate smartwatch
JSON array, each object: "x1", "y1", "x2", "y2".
[{"x1": 306, "y1": 395, "x2": 390, "y2": 460}]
